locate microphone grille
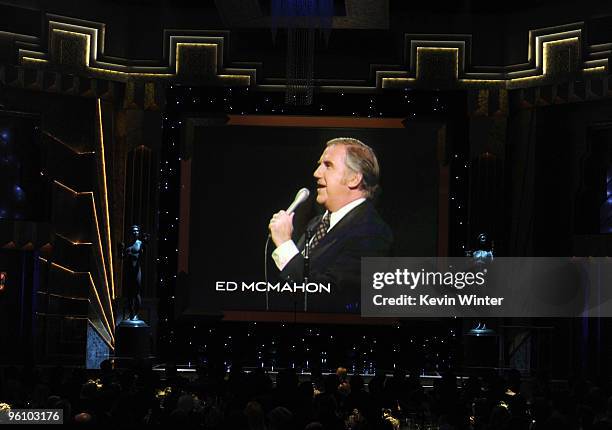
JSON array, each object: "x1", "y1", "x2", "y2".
[{"x1": 296, "y1": 187, "x2": 310, "y2": 201}]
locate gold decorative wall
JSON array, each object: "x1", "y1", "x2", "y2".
[{"x1": 0, "y1": 16, "x2": 608, "y2": 117}]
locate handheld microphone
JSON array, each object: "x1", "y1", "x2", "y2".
[
  {"x1": 265, "y1": 188, "x2": 310, "y2": 303},
  {"x1": 285, "y1": 188, "x2": 310, "y2": 214}
]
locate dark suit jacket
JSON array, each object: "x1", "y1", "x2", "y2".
[{"x1": 277, "y1": 199, "x2": 393, "y2": 312}]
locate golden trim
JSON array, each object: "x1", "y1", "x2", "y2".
[
  {"x1": 97, "y1": 99, "x2": 116, "y2": 301},
  {"x1": 42, "y1": 131, "x2": 96, "y2": 155},
  {"x1": 583, "y1": 66, "x2": 606, "y2": 73},
  {"x1": 35, "y1": 313, "x2": 88, "y2": 320},
  {"x1": 53, "y1": 179, "x2": 116, "y2": 331},
  {"x1": 20, "y1": 30, "x2": 250, "y2": 84},
  {"x1": 382, "y1": 66, "x2": 602, "y2": 89},
  {"x1": 508, "y1": 75, "x2": 547, "y2": 84},
  {"x1": 55, "y1": 232, "x2": 92, "y2": 246},
  {"x1": 88, "y1": 67, "x2": 174, "y2": 78},
  {"x1": 381, "y1": 77, "x2": 416, "y2": 88},
  {"x1": 22, "y1": 57, "x2": 49, "y2": 64},
  {"x1": 46, "y1": 261, "x2": 115, "y2": 342},
  {"x1": 87, "y1": 272, "x2": 115, "y2": 340},
  {"x1": 88, "y1": 196, "x2": 116, "y2": 329},
  {"x1": 459, "y1": 79, "x2": 505, "y2": 84},
  {"x1": 12, "y1": 21, "x2": 607, "y2": 90},
  {"x1": 53, "y1": 179, "x2": 79, "y2": 195},
  {"x1": 217, "y1": 74, "x2": 251, "y2": 79},
  {"x1": 37, "y1": 291, "x2": 90, "y2": 301},
  {"x1": 50, "y1": 261, "x2": 79, "y2": 274}
]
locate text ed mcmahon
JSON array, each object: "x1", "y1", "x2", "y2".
[{"x1": 216, "y1": 281, "x2": 331, "y2": 294}]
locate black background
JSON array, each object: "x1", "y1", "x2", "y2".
[{"x1": 186, "y1": 123, "x2": 442, "y2": 314}]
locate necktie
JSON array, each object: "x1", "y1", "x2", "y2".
[{"x1": 309, "y1": 212, "x2": 330, "y2": 250}]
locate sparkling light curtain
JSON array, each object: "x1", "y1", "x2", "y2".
[{"x1": 271, "y1": 0, "x2": 333, "y2": 105}]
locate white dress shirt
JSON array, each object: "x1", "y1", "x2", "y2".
[{"x1": 271, "y1": 198, "x2": 366, "y2": 271}]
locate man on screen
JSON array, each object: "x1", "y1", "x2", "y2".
[{"x1": 268, "y1": 137, "x2": 393, "y2": 311}]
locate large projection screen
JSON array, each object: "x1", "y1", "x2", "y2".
[{"x1": 179, "y1": 118, "x2": 445, "y2": 320}]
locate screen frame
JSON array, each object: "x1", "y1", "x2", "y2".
[{"x1": 175, "y1": 114, "x2": 450, "y2": 323}]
